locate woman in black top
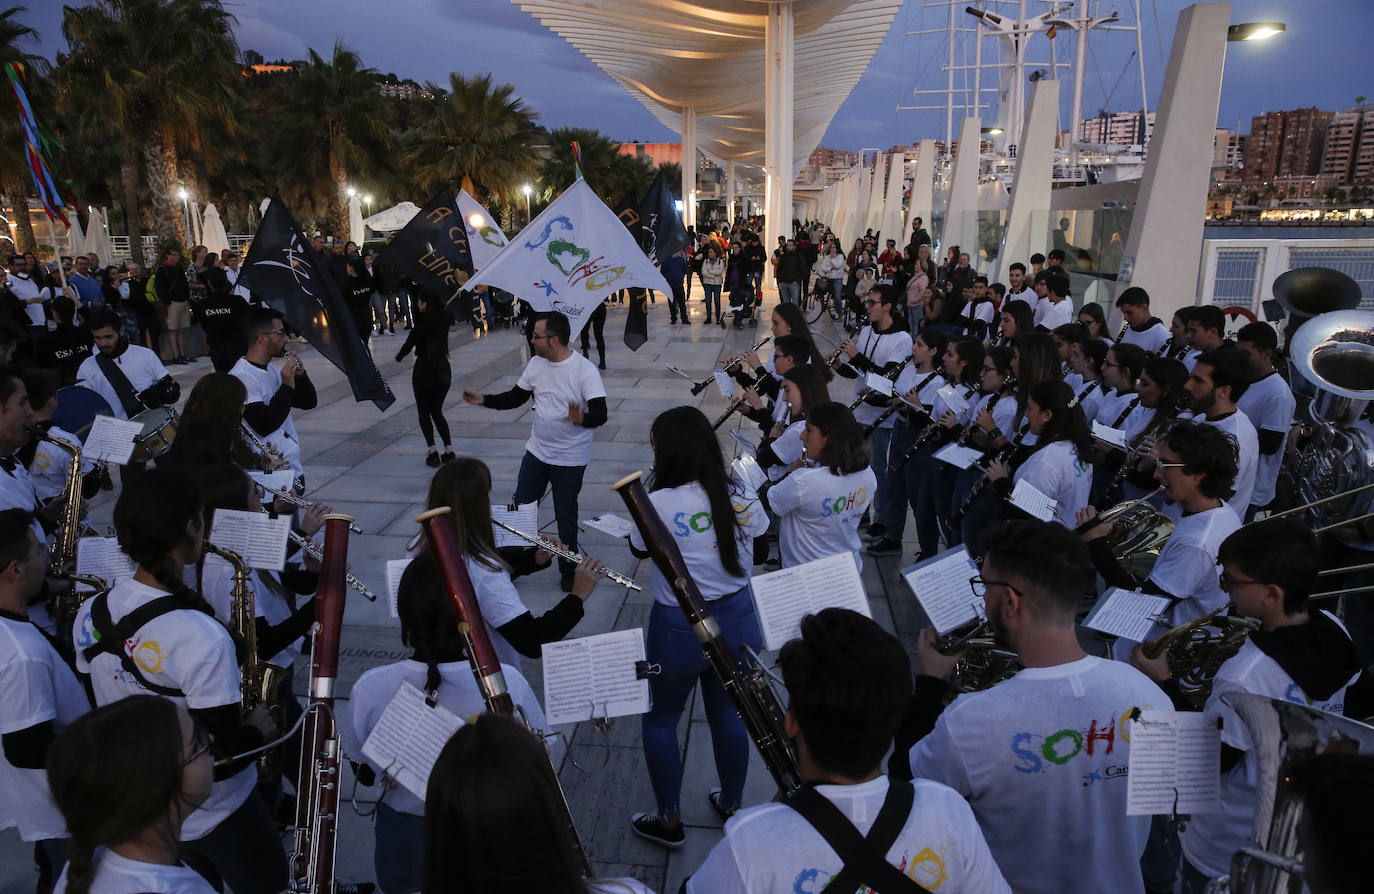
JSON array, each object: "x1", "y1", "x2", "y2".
[
  {"x1": 343, "y1": 257, "x2": 374, "y2": 353},
  {"x1": 396, "y1": 293, "x2": 455, "y2": 466}
]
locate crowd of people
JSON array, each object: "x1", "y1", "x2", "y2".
[{"x1": 1, "y1": 209, "x2": 1372, "y2": 894}]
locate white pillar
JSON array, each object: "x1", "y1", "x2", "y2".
[
  {"x1": 903, "y1": 138, "x2": 936, "y2": 246},
  {"x1": 865, "y1": 152, "x2": 887, "y2": 236},
  {"x1": 940, "y1": 116, "x2": 981, "y2": 259},
  {"x1": 880, "y1": 152, "x2": 905, "y2": 243},
  {"x1": 1069, "y1": 0, "x2": 1088, "y2": 166},
  {"x1": 726, "y1": 159, "x2": 736, "y2": 226},
  {"x1": 764, "y1": 1, "x2": 795, "y2": 250},
  {"x1": 680, "y1": 106, "x2": 696, "y2": 230},
  {"x1": 1113, "y1": 2, "x2": 1230, "y2": 321},
  {"x1": 850, "y1": 162, "x2": 870, "y2": 244},
  {"x1": 997, "y1": 79, "x2": 1058, "y2": 281}
]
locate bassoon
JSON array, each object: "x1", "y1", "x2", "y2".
[
  {"x1": 288, "y1": 513, "x2": 353, "y2": 894},
  {"x1": 612, "y1": 471, "x2": 801, "y2": 794},
  {"x1": 415, "y1": 507, "x2": 590, "y2": 875}
]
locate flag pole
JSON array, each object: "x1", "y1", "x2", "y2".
[{"x1": 43, "y1": 214, "x2": 68, "y2": 293}]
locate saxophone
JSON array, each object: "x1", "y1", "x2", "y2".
[
  {"x1": 204, "y1": 541, "x2": 288, "y2": 773},
  {"x1": 40, "y1": 431, "x2": 85, "y2": 571},
  {"x1": 1140, "y1": 605, "x2": 1260, "y2": 709}
]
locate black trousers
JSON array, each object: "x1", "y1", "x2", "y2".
[
  {"x1": 413, "y1": 359, "x2": 452, "y2": 447},
  {"x1": 579, "y1": 302, "x2": 607, "y2": 362}
]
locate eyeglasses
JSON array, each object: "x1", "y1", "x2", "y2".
[
  {"x1": 1156, "y1": 461, "x2": 1188, "y2": 471},
  {"x1": 1101, "y1": 359, "x2": 1120, "y2": 369},
  {"x1": 969, "y1": 575, "x2": 1023, "y2": 600},
  {"x1": 530, "y1": 333, "x2": 553, "y2": 341},
  {"x1": 863, "y1": 299, "x2": 880, "y2": 307},
  {"x1": 185, "y1": 724, "x2": 214, "y2": 765},
  {"x1": 1219, "y1": 571, "x2": 1264, "y2": 593},
  {"x1": 267, "y1": 329, "x2": 286, "y2": 337}
]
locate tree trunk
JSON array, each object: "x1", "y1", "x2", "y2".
[
  {"x1": 329, "y1": 146, "x2": 348, "y2": 239},
  {"x1": 5, "y1": 181, "x2": 36, "y2": 254},
  {"x1": 120, "y1": 144, "x2": 144, "y2": 266},
  {"x1": 143, "y1": 123, "x2": 184, "y2": 246}
]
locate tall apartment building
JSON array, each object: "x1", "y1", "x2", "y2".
[
  {"x1": 807, "y1": 147, "x2": 859, "y2": 168},
  {"x1": 1243, "y1": 108, "x2": 1333, "y2": 185},
  {"x1": 1078, "y1": 110, "x2": 1155, "y2": 146},
  {"x1": 1213, "y1": 129, "x2": 1246, "y2": 169},
  {"x1": 1321, "y1": 105, "x2": 1374, "y2": 187}
]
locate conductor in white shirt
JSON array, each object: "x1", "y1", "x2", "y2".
[
  {"x1": 464, "y1": 312, "x2": 608, "y2": 590},
  {"x1": 899, "y1": 520, "x2": 1167, "y2": 894}
]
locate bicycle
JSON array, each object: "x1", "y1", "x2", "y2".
[{"x1": 802, "y1": 279, "x2": 847, "y2": 327}]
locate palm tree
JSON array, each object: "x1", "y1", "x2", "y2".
[
  {"x1": 0, "y1": 6, "x2": 47, "y2": 254},
  {"x1": 540, "y1": 127, "x2": 654, "y2": 205},
  {"x1": 60, "y1": 0, "x2": 242, "y2": 246},
  {"x1": 282, "y1": 42, "x2": 392, "y2": 232},
  {"x1": 401, "y1": 72, "x2": 540, "y2": 205}
]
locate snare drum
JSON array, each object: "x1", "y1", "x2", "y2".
[{"x1": 130, "y1": 406, "x2": 180, "y2": 461}]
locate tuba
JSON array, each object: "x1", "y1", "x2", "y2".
[
  {"x1": 1139, "y1": 605, "x2": 1259, "y2": 709},
  {"x1": 204, "y1": 541, "x2": 287, "y2": 774},
  {"x1": 1075, "y1": 486, "x2": 1175, "y2": 587}
]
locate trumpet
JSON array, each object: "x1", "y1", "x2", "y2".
[
  {"x1": 261, "y1": 486, "x2": 363, "y2": 533},
  {"x1": 286, "y1": 530, "x2": 378, "y2": 601},
  {"x1": 691, "y1": 337, "x2": 771, "y2": 395},
  {"x1": 490, "y1": 519, "x2": 641, "y2": 591}
]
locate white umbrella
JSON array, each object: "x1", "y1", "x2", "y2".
[
  {"x1": 348, "y1": 193, "x2": 364, "y2": 245},
  {"x1": 83, "y1": 206, "x2": 112, "y2": 266},
  {"x1": 66, "y1": 215, "x2": 86, "y2": 259},
  {"x1": 363, "y1": 201, "x2": 421, "y2": 232},
  {"x1": 201, "y1": 204, "x2": 230, "y2": 256},
  {"x1": 189, "y1": 201, "x2": 204, "y2": 247}
]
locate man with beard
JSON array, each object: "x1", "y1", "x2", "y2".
[
  {"x1": 1180, "y1": 349, "x2": 1258, "y2": 514},
  {"x1": 896, "y1": 519, "x2": 1167, "y2": 894},
  {"x1": 231, "y1": 307, "x2": 316, "y2": 485},
  {"x1": 75, "y1": 309, "x2": 179, "y2": 421}
]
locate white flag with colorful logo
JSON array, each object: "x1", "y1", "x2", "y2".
[
  {"x1": 456, "y1": 189, "x2": 508, "y2": 272},
  {"x1": 465, "y1": 179, "x2": 671, "y2": 337}
]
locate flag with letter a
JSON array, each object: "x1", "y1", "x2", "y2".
[
  {"x1": 465, "y1": 179, "x2": 671, "y2": 339},
  {"x1": 239, "y1": 195, "x2": 395, "y2": 410},
  {"x1": 374, "y1": 189, "x2": 474, "y2": 320}
]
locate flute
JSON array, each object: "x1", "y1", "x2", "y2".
[
  {"x1": 286, "y1": 530, "x2": 378, "y2": 601},
  {"x1": 490, "y1": 519, "x2": 642, "y2": 591},
  {"x1": 264, "y1": 487, "x2": 364, "y2": 533},
  {"x1": 691, "y1": 337, "x2": 772, "y2": 395}
]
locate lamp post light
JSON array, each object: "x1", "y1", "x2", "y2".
[
  {"x1": 177, "y1": 188, "x2": 191, "y2": 247},
  {"x1": 1226, "y1": 22, "x2": 1285, "y2": 41},
  {"x1": 522, "y1": 183, "x2": 533, "y2": 225}
]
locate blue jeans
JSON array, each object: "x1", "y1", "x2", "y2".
[
  {"x1": 512, "y1": 451, "x2": 586, "y2": 575},
  {"x1": 374, "y1": 803, "x2": 425, "y2": 894},
  {"x1": 885, "y1": 426, "x2": 917, "y2": 538},
  {"x1": 642, "y1": 591, "x2": 762, "y2": 815},
  {"x1": 778, "y1": 282, "x2": 800, "y2": 305},
  {"x1": 703, "y1": 284, "x2": 722, "y2": 318},
  {"x1": 868, "y1": 426, "x2": 897, "y2": 534},
  {"x1": 904, "y1": 442, "x2": 942, "y2": 556},
  {"x1": 829, "y1": 277, "x2": 844, "y2": 306}
]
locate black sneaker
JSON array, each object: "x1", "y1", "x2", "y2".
[
  {"x1": 425, "y1": 452, "x2": 440, "y2": 468},
  {"x1": 865, "y1": 537, "x2": 902, "y2": 556},
  {"x1": 630, "y1": 813, "x2": 685, "y2": 849},
  {"x1": 440, "y1": 451, "x2": 456, "y2": 464},
  {"x1": 708, "y1": 788, "x2": 739, "y2": 822},
  {"x1": 863, "y1": 523, "x2": 887, "y2": 542}
]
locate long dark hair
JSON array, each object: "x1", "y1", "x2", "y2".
[
  {"x1": 999, "y1": 301, "x2": 1035, "y2": 341},
  {"x1": 806, "y1": 402, "x2": 869, "y2": 474},
  {"x1": 772, "y1": 304, "x2": 831, "y2": 378},
  {"x1": 650, "y1": 407, "x2": 745, "y2": 577},
  {"x1": 114, "y1": 468, "x2": 213, "y2": 614},
  {"x1": 1027, "y1": 380, "x2": 1094, "y2": 458},
  {"x1": 423, "y1": 714, "x2": 588, "y2": 894},
  {"x1": 781, "y1": 365, "x2": 830, "y2": 417},
  {"x1": 1012, "y1": 332, "x2": 1062, "y2": 419},
  {"x1": 398, "y1": 555, "x2": 470, "y2": 694},
  {"x1": 947, "y1": 337, "x2": 985, "y2": 387},
  {"x1": 47, "y1": 696, "x2": 185, "y2": 894},
  {"x1": 426, "y1": 459, "x2": 506, "y2": 573},
  {"x1": 1138, "y1": 356, "x2": 1190, "y2": 441}
]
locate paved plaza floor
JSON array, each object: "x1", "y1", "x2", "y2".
[{"x1": 0, "y1": 295, "x2": 938, "y2": 894}]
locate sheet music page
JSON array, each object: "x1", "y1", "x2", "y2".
[
  {"x1": 1092, "y1": 420, "x2": 1130, "y2": 450},
  {"x1": 731, "y1": 455, "x2": 769, "y2": 493},
  {"x1": 490, "y1": 503, "x2": 540, "y2": 548},
  {"x1": 541, "y1": 629, "x2": 651, "y2": 726},
  {"x1": 75, "y1": 536, "x2": 137, "y2": 582},
  {"x1": 937, "y1": 384, "x2": 968, "y2": 415},
  {"x1": 1009, "y1": 479, "x2": 1058, "y2": 522},
  {"x1": 84, "y1": 415, "x2": 143, "y2": 465},
  {"x1": 729, "y1": 429, "x2": 758, "y2": 456},
  {"x1": 386, "y1": 558, "x2": 413, "y2": 619},
  {"x1": 713, "y1": 370, "x2": 737, "y2": 398},
  {"x1": 901, "y1": 547, "x2": 981, "y2": 634},
  {"x1": 248, "y1": 469, "x2": 297, "y2": 496},
  {"x1": 208, "y1": 509, "x2": 290, "y2": 571},
  {"x1": 584, "y1": 513, "x2": 635, "y2": 539},
  {"x1": 863, "y1": 372, "x2": 894, "y2": 396},
  {"x1": 750, "y1": 552, "x2": 870, "y2": 650},
  {"x1": 1084, "y1": 588, "x2": 1172, "y2": 642},
  {"x1": 934, "y1": 443, "x2": 984, "y2": 470},
  {"x1": 361, "y1": 681, "x2": 465, "y2": 800},
  {"x1": 1126, "y1": 710, "x2": 1222, "y2": 815}
]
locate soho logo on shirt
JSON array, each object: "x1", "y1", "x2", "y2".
[
  {"x1": 791, "y1": 843, "x2": 949, "y2": 892},
  {"x1": 1009, "y1": 707, "x2": 1150, "y2": 776},
  {"x1": 671, "y1": 502, "x2": 754, "y2": 537},
  {"x1": 818, "y1": 487, "x2": 869, "y2": 518}
]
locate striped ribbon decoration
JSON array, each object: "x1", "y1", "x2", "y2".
[
  {"x1": 4, "y1": 62, "x2": 69, "y2": 226},
  {"x1": 571, "y1": 140, "x2": 583, "y2": 180}
]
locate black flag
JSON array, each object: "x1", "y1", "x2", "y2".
[
  {"x1": 637, "y1": 171, "x2": 689, "y2": 265},
  {"x1": 239, "y1": 195, "x2": 395, "y2": 410},
  {"x1": 373, "y1": 189, "x2": 475, "y2": 322},
  {"x1": 614, "y1": 193, "x2": 650, "y2": 352}
]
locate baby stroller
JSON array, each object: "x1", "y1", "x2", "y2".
[
  {"x1": 487, "y1": 287, "x2": 521, "y2": 329},
  {"x1": 720, "y1": 281, "x2": 760, "y2": 329}
]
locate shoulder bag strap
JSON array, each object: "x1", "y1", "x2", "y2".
[
  {"x1": 81, "y1": 592, "x2": 187, "y2": 697},
  {"x1": 94, "y1": 351, "x2": 147, "y2": 417},
  {"x1": 785, "y1": 781, "x2": 930, "y2": 894}
]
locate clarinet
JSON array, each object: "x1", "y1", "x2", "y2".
[
  {"x1": 288, "y1": 514, "x2": 353, "y2": 894},
  {"x1": 951, "y1": 427, "x2": 1029, "y2": 524},
  {"x1": 847, "y1": 357, "x2": 912, "y2": 411},
  {"x1": 612, "y1": 471, "x2": 801, "y2": 794},
  {"x1": 415, "y1": 507, "x2": 591, "y2": 875},
  {"x1": 691, "y1": 337, "x2": 771, "y2": 395},
  {"x1": 890, "y1": 374, "x2": 961, "y2": 471}
]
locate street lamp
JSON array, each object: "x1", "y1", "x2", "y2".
[
  {"x1": 522, "y1": 183, "x2": 533, "y2": 225},
  {"x1": 346, "y1": 186, "x2": 356, "y2": 198},
  {"x1": 177, "y1": 188, "x2": 191, "y2": 246},
  {"x1": 1227, "y1": 22, "x2": 1285, "y2": 41}
]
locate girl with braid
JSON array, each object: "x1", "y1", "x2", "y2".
[
  {"x1": 344, "y1": 563, "x2": 554, "y2": 894},
  {"x1": 71, "y1": 469, "x2": 286, "y2": 894},
  {"x1": 47, "y1": 696, "x2": 216, "y2": 894}
]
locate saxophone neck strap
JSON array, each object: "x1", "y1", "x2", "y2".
[{"x1": 784, "y1": 780, "x2": 931, "y2": 894}]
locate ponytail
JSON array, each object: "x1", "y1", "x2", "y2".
[{"x1": 64, "y1": 840, "x2": 96, "y2": 894}]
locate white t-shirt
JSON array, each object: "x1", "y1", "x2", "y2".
[
  {"x1": 849, "y1": 326, "x2": 911, "y2": 426},
  {"x1": 342, "y1": 658, "x2": 551, "y2": 817},
  {"x1": 1121, "y1": 403, "x2": 1155, "y2": 444},
  {"x1": 402, "y1": 553, "x2": 534, "y2": 670},
  {"x1": 1182, "y1": 348, "x2": 1202, "y2": 372},
  {"x1": 1071, "y1": 380, "x2": 1104, "y2": 426},
  {"x1": 766, "y1": 421, "x2": 806, "y2": 482},
  {"x1": 687, "y1": 776, "x2": 1010, "y2": 894},
  {"x1": 76, "y1": 345, "x2": 170, "y2": 421},
  {"x1": 970, "y1": 391, "x2": 1018, "y2": 442},
  {"x1": 515, "y1": 352, "x2": 607, "y2": 467},
  {"x1": 910, "y1": 656, "x2": 1168, "y2": 894},
  {"x1": 0, "y1": 459, "x2": 44, "y2": 543},
  {"x1": 8, "y1": 273, "x2": 49, "y2": 326},
  {"x1": 1036, "y1": 297, "x2": 1073, "y2": 330},
  {"x1": 29, "y1": 424, "x2": 96, "y2": 502},
  {"x1": 196, "y1": 557, "x2": 302, "y2": 669},
  {"x1": 1236, "y1": 373, "x2": 1295, "y2": 508},
  {"x1": 0, "y1": 613, "x2": 90, "y2": 840},
  {"x1": 1150, "y1": 504, "x2": 1241, "y2": 627},
  {"x1": 628, "y1": 481, "x2": 768, "y2": 607},
  {"x1": 52, "y1": 849, "x2": 219, "y2": 894},
  {"x1": 1014, "y1": 440, "x2": 1092, "y2": 524},
  {"x1": 1094, "y1": 389, "x2": 1141, "y2": 429},
  {"x1": 1182, "y1": 409, "x2": 1259, "y2": 513},
  {"x1": 1180, "y1": 613, "x2": 1358, "y2": 877},
  {"x1": 588, "y1": 880, "x2": 655, "y2": 894},
  {"x1": 1006, "y1": 286, "x2": 1037, "y2": 309},
  {"x1": 768, "y1": 465, "x2": 876, "y2": 570},
  {"x1": 1120, "y1": 321, "x2": 1170, "y2": 355},
  {"x1": 72, "y1": 578, "x2": 256, "y2": 841},
  {"x1": 231, "y1": 357, "x2": 304, "y2": 477}
]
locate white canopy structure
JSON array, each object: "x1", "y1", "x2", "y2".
[
  {"x1": 513, "y1": 0, "x2": 901, "y2": 254},
  {"x1": 201, "y1": 204, "x2": 231, "y2": 256},
  {"x1": 363, "y1": 201, "x2": 422, "y2": 233},
  {"x1": 83, "y1": 207, "x2": 112, "y2": 267}
]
